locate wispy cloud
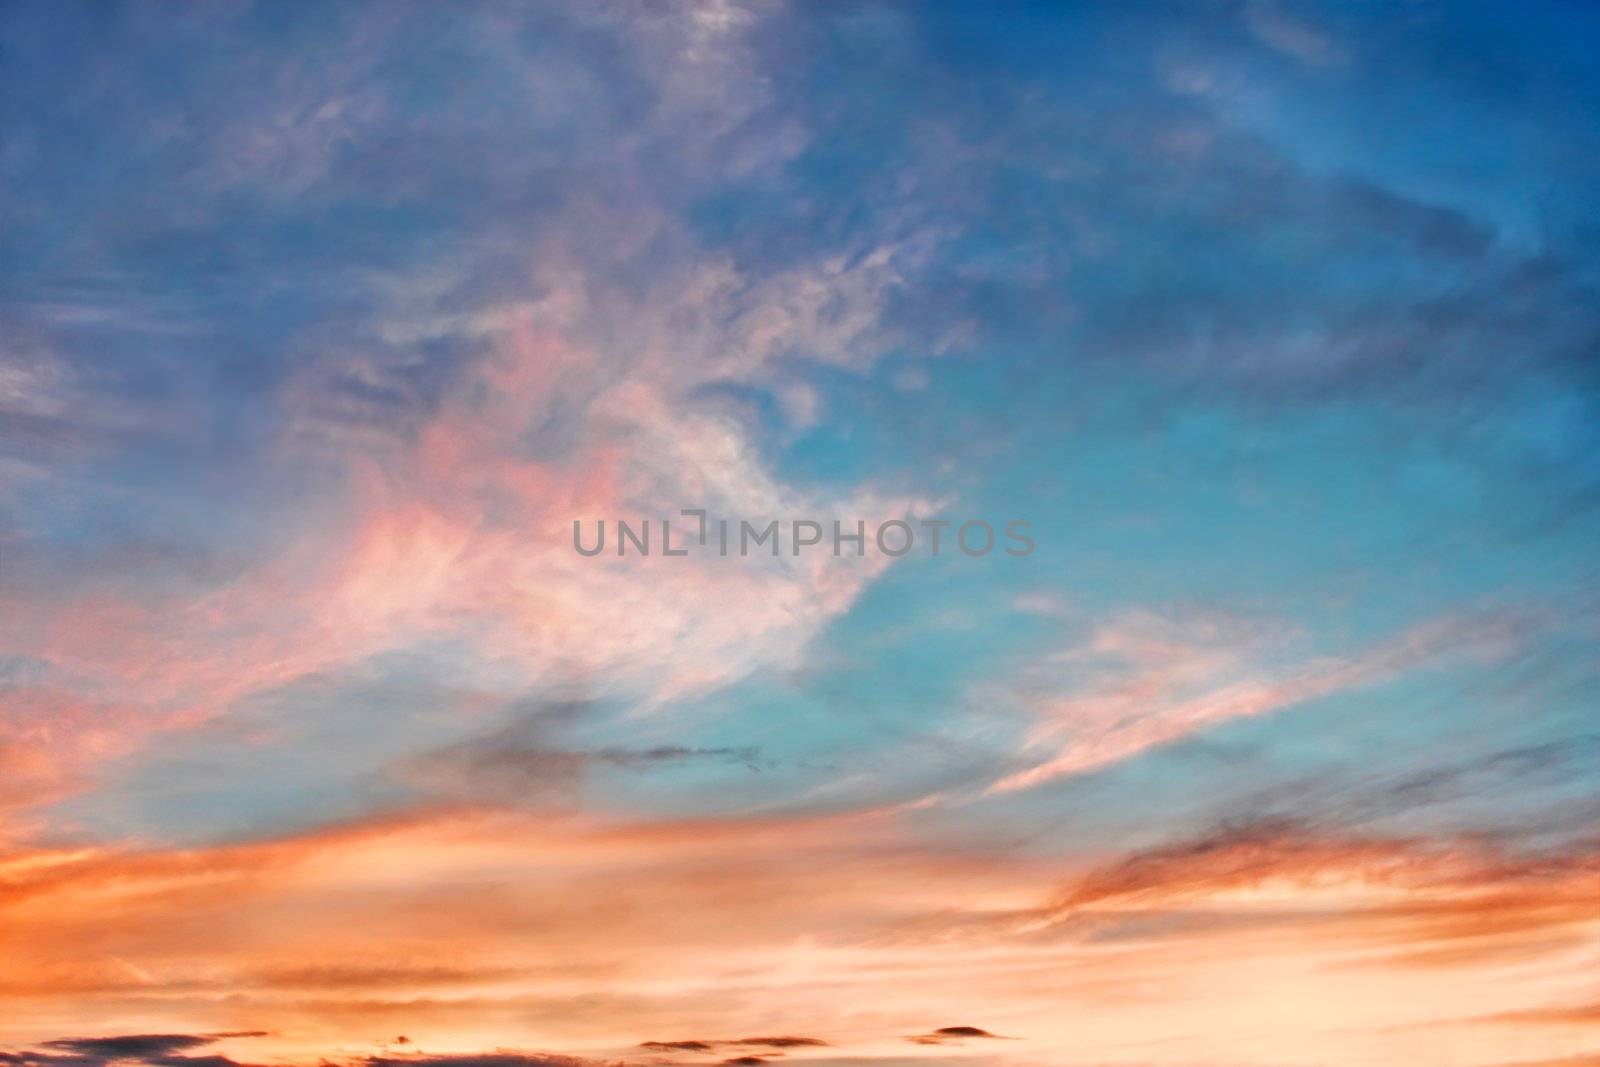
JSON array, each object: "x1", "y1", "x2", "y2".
[
  {"x1": 2, "y1": 0, "x2": 1597, "y2": 1061},
  {"x1": 990, "y1": 606, "x2": 1535, "y2": 790}
]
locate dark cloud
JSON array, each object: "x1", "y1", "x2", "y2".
[
  {"x1": 42, "y1": 1039, "x2": 216, "y2": 1061},
  {"x1": 639, "y1": 1037, "x2": 825, "y2": 1054},
  {"x1": 0, "y1": 1054, "x2": 100, "y2": 1067},
  {"x1": 594, "y1": 745, "x2": 763, "y2": 771},
  {"x1": 1083, "y1": 816, "x2": 1600, "y2": 908},
  {"x1": 363, "y1": 1056, "x2": 598, "y2": 1067},
  {"x1": 1, "y1": 1039, "x2": 605, "y2": 1067},
  {"x1": 399, "y1": 703, "x2": 763, "y2": 807},
  {"x1": 905, "y1": 1026, "x2": 1008, "y2": 1045},
  {"x1": 1034, "y1": 819, "x2": 1600, "y2": 972},
  {"x1": 1225, "y1": 734, "x2": 1600, "y2": 837},
  {"x1": 3, "y1": 1035, "x2": 271, "y2": 1067}
]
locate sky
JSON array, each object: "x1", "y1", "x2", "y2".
[{"x1": 1, "y1": 1, "x2": 1599, "y2": 1065}]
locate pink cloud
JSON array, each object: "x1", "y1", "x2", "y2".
[{"x1": 991, "y1": 607, "x2": 1533, "y2": 791}]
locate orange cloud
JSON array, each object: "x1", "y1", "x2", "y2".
[{"x1": 4, "y1": 804, "x2": 1600, "y2": 1065}]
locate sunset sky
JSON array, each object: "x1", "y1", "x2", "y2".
[{"x1": 3, "y1": 2, "x2": 1599, "y2": 1065}]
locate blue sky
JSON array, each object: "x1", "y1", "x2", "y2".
[{"x1": 2, "y1": 3, "x2": 1598, "y2": 1064}]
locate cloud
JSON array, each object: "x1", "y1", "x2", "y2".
[
  {"x1": 0, "y1": 0, "x2": 938, "y2": 844},
  {"x1": 906, "y1": 1027, "x2": 1008, "y2": 1046},
  {"x1": 1480, "y1": 1001, "x2": 1600, "y2": 1026},
  {"x1": 639, "y1": 1037, "x2": 826, "y2": 1054},
  {"x1": 1, "y1": 1034, "x2": 272, "y2": 1067},
  {"x1": 3, "y1": 1038, "x2": 608, "y2": 1067},
  {"x1": 41, "y1": 1039, "x2": 215, "y2": 1060},
  {"x1": 1, "y1": 3, "x2": 1597, "y2": 1062},
  {"x1": 1243, "y1": 2, "x2": 1348, "y2": 67},
  {"x1": 4, "y1": 804, "x2": 1599, "y2": 1062},
  {"x1": 990, "y1": 606, "x2": 1535, "y2": 791},
  {"x1": 362, "y1": 1057, "x2": 599, "y2": 1067},
  {"x1": 1047, "y1": 818, "x2": 1600, "y2": 970},
  {"x1": 1225, "y1": 733, "x2": 1600, "y2": 836},
  {"x1": 246, "y1": 963, "x2": 524, "y2": 992},
  {"x1": 396, "y1": 700, "x2": 764, "y2": 807}
]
